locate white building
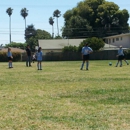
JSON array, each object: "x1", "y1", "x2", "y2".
[
  {"x1": 104, "y1": 33, "x2": 130, "y2": 48},
  {"x1": 38, "y1": 39, "x2": 85, "y2": 55}
]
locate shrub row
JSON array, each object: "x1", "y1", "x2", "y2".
[
  {"x1": 62, "y1": 37, "x2": 105, "y2": 52},
  {"x1": 0, "y1": 52, "x2": 21, "y2": 62}
]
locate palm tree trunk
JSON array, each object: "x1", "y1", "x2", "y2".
[
  {"x1": 9, "y1": 16, "x2": 11, "y2": 44},
  {"x1": 57, "y1": 18, "x2": 59, "y2": 36},
  {"x1": 25, "y1": 18, "x2": 26, "y2": 30},
  {"x1": 52, "y1": 25, "x2": 54, "y2": 38}
]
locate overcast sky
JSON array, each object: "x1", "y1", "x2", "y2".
[{"x1": 0, "y1": 0, "x2": 130, "y2": 45}]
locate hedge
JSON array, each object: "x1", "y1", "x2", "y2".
[{"x1": 0, "y1": 52, "x2": 21, "y2": 62}]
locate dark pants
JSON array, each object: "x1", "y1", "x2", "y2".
[{"x1": 26, "y1": 56, "x2": 31, "y2": 66}]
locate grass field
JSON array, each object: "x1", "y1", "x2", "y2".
[{"x1": 0, "y1": 61, "x2": 130, "y2": 130}]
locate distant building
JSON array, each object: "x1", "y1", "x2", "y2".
[
  {"x1": 104, "y1": 33, "x2": 130, "y2": 48},
  {"x1": 38, "y1": 39, "x2": 85, "y2": 55}
]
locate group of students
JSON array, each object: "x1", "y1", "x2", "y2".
[
  {"x1": 80, "y1": 43, "x2": 129, "y2": 70},
  {"x1": 7, "y1": 43, "x2": 129, "y2": 70},
  {"x1": 7, "y1": 45, "x2": 43, "y2": 70}
]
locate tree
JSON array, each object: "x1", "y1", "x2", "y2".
[
  {"x1": 79, "y1": 37, "x2": 105, "y2": 51},
  {"x1": 20, "y1": 8, "x2": 28, "y2": 30},
  {"x1": 25, "y1": 26, "x2": 51, "y2": 51},
  {"x1": 5, "y1": 42, "x2": 27, "y2": 49},
  {"x1": 62, "y1": 15, "x2": 92, "y2": 38},
  {"x1": 25, "y1": 24, "x2": 36, "y2": 40},
  {"x1": 49, "y1": 17, "x2": 54, "y2": 38},
  {"x1": 53, "y1": 9, "x2": 61, "y2": 36},
  {"x1": 62, "y1": 0, "x2": 129, "y2": 38},
  {"x1": 6, "y1": 7, "x2": 13, "y2": 44},
  {"x1": 54, "y1": 35, "x2": 62, "y2": 39}
]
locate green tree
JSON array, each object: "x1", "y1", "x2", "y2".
[
  {"x1": 62, "y1": 0, "x2": 129, "y2": 38},
  {"x1": 6, "y1": 7, "x2": 13, "y2": 44},
  {"x1": 25, "y1": 24, "x2": 36, "y2": 40},
  {"x1": 53, "y1": 9, "x2": 61, "y2": 36},
  {"x1": 54, "y1": 35, "x2": 62, "y2": 39},
  {"x1": 79, "y1": 37, "x2": 105, "y2": 51},
  {"x1": 62, "y1": 15, "x2": 92, "y2": 38},
  {"x1": 62, "y1": 45, "x2": 78, "y2": 52},
  {"x1": 26, "y1": 28, "x2": 51, "y2": 51},
  {"x1": 20, "y1": 8, "x2": 28, "y2": 30},
  {"x1": 49, "y1": 17, "x2": 54, "y2": 38},
  {"x1": 5, "y1": 42, "x2": 27, "y2": 49}
]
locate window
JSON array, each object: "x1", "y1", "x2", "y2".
[
  {"x1": 113, "y1": 38, "x2": 115, "y2": 43},
  {"x1": 105, "y1": 39, "x2": 108, "y2": 44},
  {"x1": 116, "y1": 37, "x2": 119, "y2": 41},
  {"x1": 109, "y1": 39, "x2": 111, "y2": 44}
]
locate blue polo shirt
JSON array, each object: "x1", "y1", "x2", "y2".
[
  {"x1": 81, "y1": 46, "x2": 93, "y2": 55},
  {"x1": 118, "y1": 48, "x2": 124, "y2": 56},
  {"x1": 36, "y1": 51, "x2": 43, "y2": 61},
  {"x1": 7, "y1": 52, "x2": 12, "y2": 57}
]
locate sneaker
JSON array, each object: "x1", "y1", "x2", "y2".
[
  {"x1": 127, "y1": 63, "x2": 129, "y2": 65},
  {"x1": 86, "y1": 68, "x2": 88, "y2": 70},
  {"x1": 80, "y1": 68, "x2": 82, "y2": 70}
]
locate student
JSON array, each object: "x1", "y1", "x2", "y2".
[
  {"x1": 115, "y1": 45, "x2": 124, "y2": 67},
  {"x1": 80, "y1": 43, "x2": 93, "y2": 70},
  {"x1": 26, "y1": 45, "x2": 32, "y2": 67},
  {"x1": 36, "y1": 47, "x2": 43, "y2": 70},
  {"x1": 7, "y1": 47, "x2": 13, "y2": 68}
]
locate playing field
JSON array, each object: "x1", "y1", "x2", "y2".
[{"x1": 0, "y1": 61, "x2": 130, "y2": 130}]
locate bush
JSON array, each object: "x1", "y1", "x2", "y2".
[
  {"x1": 0, "y1": 52, "x2": 21, "y2": 62},
  {"x1": 79, "y1": 37, "x2": 105, "y2": 51},
  {"x1": 0, "y1": 52, "x2": 7, "y2": 62},
  {"x1": 62, "y1": 45, "x2": 78, "y2": 52}
]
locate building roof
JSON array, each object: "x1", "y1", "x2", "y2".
[
  {"x1": 102, "y1": 44, "x2": 119, "y2": 50},
  {"x1": 38, "y1": 39, "x2": 85, "y2": 49},
  {"x1": 0, "y1": 47, "x2": 25, "y2": 53},
  {"x1": 104, "y1": 33, "x2": 130, "y2": 39},
  {"x1": 102, "y1": 44, "x2": 128, "y2": 50}
]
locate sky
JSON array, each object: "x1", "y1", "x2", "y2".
[{"x1": 0, "y1": 0, "x2": 130, "y2": 45}]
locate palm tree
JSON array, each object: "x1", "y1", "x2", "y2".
[
  {"x1": 53, "y1": 9, "x2": 61, "y2": 36},
  {"x1": 6, "y1": 7, "x2": 13, "y2": 44},
  {"x1": 20, "y1": 8, "x2": 28, "y2": 30},
  {"x1": 49, "y1": 17, "x2": 54, "y2": 38}
]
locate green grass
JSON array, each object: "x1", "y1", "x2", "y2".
[{"x1": 0, "y1": 61, "x2": 130, "y2": 130}]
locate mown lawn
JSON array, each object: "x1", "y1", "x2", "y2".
[{"x1": 0, "y1": 61, "x2": 130, "y2": 130}]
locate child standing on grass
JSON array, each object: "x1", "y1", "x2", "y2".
[
  {"x1": 7, "y1": 47, "x2": 13, "y2": 68},
  {"x1": 36, "y1": 47, "x2": 43, "y2": 70},
  {"x1": 115, "y1": 45, "x2": 124, "y2": 67},
  {"x1": 80, "y1": 43, "x2": 93, "y2": 70}
]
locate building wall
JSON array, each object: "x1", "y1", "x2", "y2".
[{"x1": 106, "y1": 35, "x2": 130, "y2": 48}]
